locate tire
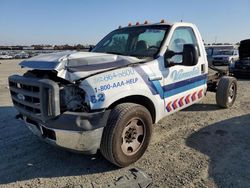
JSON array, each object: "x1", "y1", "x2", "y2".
[
  {"x1": 216, "y1": 76, "x2": 237, "y2": 108},
  {"x1": 100, "y1": 103, "x2": 152, "y2": 167}
]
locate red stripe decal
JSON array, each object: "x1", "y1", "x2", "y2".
[
  {"x1": 172, "y1": 99, "x2": 178, "y2": 109},
  {"x1": 185, "y1": 94, "x2": 191, "y2": 104},
  {"x1": 178, "y1": 97, "x2": 184, "y2": 107},
  {"x1": 166, "y1": 101, "x2": 172, "y2": 112},
  {"x1": 198, "y1": 89, "x2": 203, "y2": 98},
  {"x1": 192, "y1": 92, "x2": 197, "y2": 101}
]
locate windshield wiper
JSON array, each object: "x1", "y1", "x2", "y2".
[
  {"x1": 105, "y1": 51, "x2": 148, "y2": 60},
  {"x1": 105, "y1": 51, "x2": 124, "y2": 55},
  {"x1": 127, "y1": 52, "x2": 151, "y2": 58}
]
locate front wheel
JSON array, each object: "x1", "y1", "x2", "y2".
[
  {"x1": 216, "y1": 76, "x2": 237, "y2": 108},
  {"x1": 100, "y1": 103, "x2": 152, "y2": 167}
]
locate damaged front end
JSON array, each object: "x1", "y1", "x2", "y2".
[
  {"x1": 8, "y1": 69, "x2": 110, "y2": 154},
  {"x1": 8, "y1": 51, "x2": 141, "y2": 153}
]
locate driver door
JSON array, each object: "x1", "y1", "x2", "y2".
[{"x1": 163, "y1": 27, "x2": 207, "y2": 114}]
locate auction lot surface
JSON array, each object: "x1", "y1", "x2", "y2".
[{"x1": 0, "y1": 60, "x2": 250, "y2": 188}]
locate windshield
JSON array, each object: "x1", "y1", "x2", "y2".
[{"x1": 92, "y1": 25, "x2": 170, "y2": 59}]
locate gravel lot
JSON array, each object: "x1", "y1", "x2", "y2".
[{"x1": 0, "y1": 60, "x2": 250, "y2": 188}]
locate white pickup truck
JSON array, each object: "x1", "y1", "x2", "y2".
[
  {"x1": 212, "y1": 48, "x2": 239, "y2": 66},
  {"x1": 8, "y1": 21, "x2": 237, "y2": 167}
]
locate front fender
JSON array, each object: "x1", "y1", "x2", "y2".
[
  {"x1": 101, "y1": 88, "x2": 163, "y2": 123},
  {"x1": 79, "y1": 81, "x2": 163, "y2": 123},
  {"x1": 78, "y1": 66, "x2": 165, "y2": 122},
  {"x1": 104, "y1": 88, "x2": 156, "y2": 108}
]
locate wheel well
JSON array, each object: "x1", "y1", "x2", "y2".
[{"x1": 108, "y1": 95, "x2": 156, "y2": 123}]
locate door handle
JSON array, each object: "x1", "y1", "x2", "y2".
[
  {"x1": 201, "y1": 64, "x2": 205, "y2": 73},
  {"x1": 148, "y1": 76, "x2": 162, "y2": 81}
]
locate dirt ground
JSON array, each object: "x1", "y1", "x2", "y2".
[{"x1": 0, "y1": 60, "x2": 249, "y2": 188}]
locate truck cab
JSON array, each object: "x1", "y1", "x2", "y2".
[{"x1": 8, "y1": 20, "x2": 237, "y2": 167}]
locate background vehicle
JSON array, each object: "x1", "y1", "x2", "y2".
[
  {"x1": 230, "y1": 39, "x2": 250, "y2": 78},
  {"x1": 206, "y1": 45, "x2": 239, "y2": 66},
  {"x1": 8, "y1": 21, "x2": 237, "y2": 167},
  {"x1": 0, "y1": 54, "x2": 13, "y2": 59},
  {"x1": 14, "y1": 51, "x2": 30, "y2": 59},
  {"x1": 212, "y1": 49, "x2": 239, "y2": 66}
]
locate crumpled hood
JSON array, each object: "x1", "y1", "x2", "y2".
[
  {"x1": 19, "y1": 51, "x2": 141, "y2": 82},
  {"x1": 20, "y1": 51, "x2": 74, "y2": 70}
]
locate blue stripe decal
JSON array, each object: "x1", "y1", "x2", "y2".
[
  {"x1": 152, "y1": 80, "x2": 164, "y2": 98},
  {"x1": 162, "y1": 74, "x2": 207, "y2": 92},
  {"x1": 164, "y1": 79, "x2": 206, "y2": 98},
  {"x1": 133, "y1": 66, "x2": 159, "y2": 95},
  {"x1": 134, "y1": 66, "x2": 207, "y2": 99}
]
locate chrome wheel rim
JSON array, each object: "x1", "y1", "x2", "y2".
[
  {"x1": 121, "y1": 118, "x2": 145, "y2": 156},
  {"x1": 228, "y1": 83, "x2": 235, "y2": 103}
]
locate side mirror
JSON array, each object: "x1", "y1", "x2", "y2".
[
  {"x1": 182, "y1": 44, "x2": 198, "y2": 66},
  {"x1": 164, "y1": 50, "x2": 181, "y2": 67}
]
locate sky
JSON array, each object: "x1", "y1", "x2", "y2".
[{"x1": 0, "y1": 0, "x2": 250, "y2": 45}]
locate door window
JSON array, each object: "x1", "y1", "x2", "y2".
[{"x1": 168, "y1": 27, "x2": 199, "y2": 64}]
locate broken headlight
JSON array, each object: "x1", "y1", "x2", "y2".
[{"x1": 60, "y1": 85, "x2": 88, "y2": 112}]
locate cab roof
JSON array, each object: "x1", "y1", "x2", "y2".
[{"x1": 118, "y1": 20, "x2": 195, "y2": 30}]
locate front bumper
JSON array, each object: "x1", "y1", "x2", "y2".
[{"x1": 22, "y1": 110, "x2": 110, "y2": 154}]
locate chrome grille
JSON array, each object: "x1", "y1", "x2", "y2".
[{"x1": 8, "y1": 75, "x2": 60, "y2": 121}]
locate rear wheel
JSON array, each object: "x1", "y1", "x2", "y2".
[
  {"x1": 216, "y1": 76, "x2": 237, "y2": 108},
  {"x1": 100, "y1": 103, "x2": 152, "y2": 167}
]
